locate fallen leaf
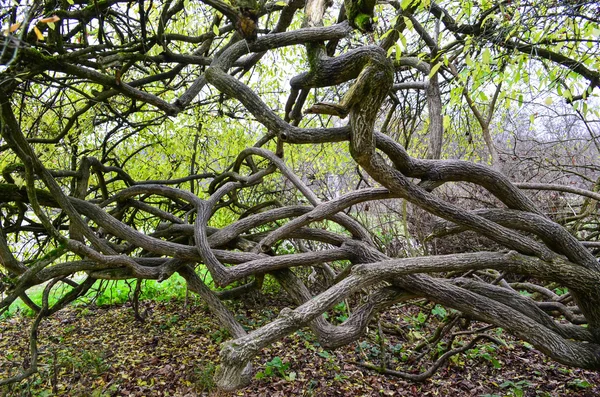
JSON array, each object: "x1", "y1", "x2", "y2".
[{"x1": 40, "y1": 15, "x2": 60, "y2": 23}]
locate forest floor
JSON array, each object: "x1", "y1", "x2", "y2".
[{"x1": 1, "y1": 294, "x2": 599, "y2": 397}]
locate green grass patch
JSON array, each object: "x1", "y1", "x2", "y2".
[{"x1": 2, "y1": 268, "x2": 214, "y2": 319}]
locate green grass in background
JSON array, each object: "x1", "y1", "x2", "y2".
[{"x1": 2, "y1": 268, "x2": 214, "y2": 319}]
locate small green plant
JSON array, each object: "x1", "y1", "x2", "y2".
[
  {"x1": 356, "y1": 340, "x2": 381, "y2": 359},
  {"x1": 59, "y1": 348, "x2": 110, "y2": 376},
  {"x1": 317, "y1": 349, "x2": 341, "y2": 371},
  {"x1": 209, "y1": 328, "x2": 230, "y2": 343},
  {"x1": 63, "y1": 324, "x2": 77, "y2": 335},
  {"x1": 403, "y1": 311, "x2": 427, "y2": 329},
  {"x1": 77, "y1": 307, "x2": 92, "y2": 317},
  {"x1": 193, "y1": 362, "x2": 217, "y2": 392},
  {"x1": 334, "y1": 373, "x2": 348, "y2": 382},
  {"x1": 431, "y1": 304, "x2": 447, "y2": 319},
  {"x1": 255, "y1": 356, "x2": 295, "y2": 381},
  {"x1": 568, "y1": 378, "x2": 592, "y2": 389},
  {"x1": 554, "y1": 287, "x2": 569, "y2": 296},
  {"x1": 390, "y1": 343, "x2": 403, "y2": 354},
  {"x1": 499, "y1": 380, "x2": 532, "y2": 397},
  {"x1": 333, "y1": 301, "x2": 349, "y2": 323},
  {"x1": 467, "y1": 345, "x2": 502, "y2": 369}
]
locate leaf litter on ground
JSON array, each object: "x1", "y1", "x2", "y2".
[{"x1": 1, "y1": 297, "x2": 599, "y2": 396}]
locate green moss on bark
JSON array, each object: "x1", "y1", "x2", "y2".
[{"x1": 345, "y1": 0, "x2": 376, "y2": 32}]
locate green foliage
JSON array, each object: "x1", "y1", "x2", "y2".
[
  {"x1": 554, "y1": 287, "x2": 569, "y2": 296},
  {"x1": 568, "y1": 378, "x2": 592, "y2": 389},
  {"x1": 210, "y1": 328, "x2": 230, "y2": 343},
  {"x1": 356, "y1": 340, "x2": 381, "y2": 359},
  {"x1": 192, "y1": 362, "x2": 217, "y2": 392},
  {"x1": 5, "y1": 274, "x2": 191, "y2": 318},
  {"x1": 345, "y1": 0, "x2": 377, "y2": 32},
  {"x1": 467, "y1": 345, "x2": 502, "y2": 369},
  {"x1": 354, "y1": 13, "x2": 373, "y2": 32},
  {"x1": 431, "y1": 304, "x2": 447, "y2": 319},
  {"x1": 322, "y1": 301, "x2": 350, "y2": 324},
  {"x1": 499, "y1": 380, "x2": 532, "y2": 397},
  {"x1": 316, "y1": 348, "x2": 340, "y2": 372},
  {"x1": 255, "y1": 356, "x2": 296, "y2": 381}
]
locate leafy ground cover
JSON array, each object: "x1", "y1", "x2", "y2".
[
  {"x1": 1, "y1": 294, "x2": 599, "y2": 397},
  {"x1": 1, "y1": 275, "x2": 194, "y2": 318}
]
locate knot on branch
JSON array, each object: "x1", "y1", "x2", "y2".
[
  {"x1": 236, "y1": 8, "x2": 260, "y2": 41},
  {"x1": 351, "y1": 263, "x2": 369, "y2": 275},
  {"x1": 219, "y1": 340, "x2": 244, "y2": 363},
  {"x1": 277, "y1": 306, "x2": 301, "y2": 322}
]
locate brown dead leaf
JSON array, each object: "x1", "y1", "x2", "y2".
[
  {"x1": 8, "y1": 22, "x2": 21, "y2": 33},
  {"x1": 33, "y1": 26, "x2": 44, "y2": 40},
  {"x1": 40, "y1": 15, "x2": 60, "y2": 23}
]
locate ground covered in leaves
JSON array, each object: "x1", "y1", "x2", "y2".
[{"x1": 1, "y1": 295, "x2": 599, "y2": 397}]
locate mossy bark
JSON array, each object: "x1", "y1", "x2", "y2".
[{"x1": 344, "y1": 0, "x2": 377, "y2": 32}]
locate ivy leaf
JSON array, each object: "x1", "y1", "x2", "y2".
[{"x1": 212, "y1": 25, "x2": 219, "y2": 36}]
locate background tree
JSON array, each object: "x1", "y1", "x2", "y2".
[{"x1": 0, "y1": 0, "x2": 599, "y2": 391}]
